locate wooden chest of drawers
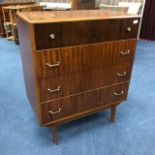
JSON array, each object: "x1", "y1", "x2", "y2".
[{"x1": 17, "y1": 10, "x2": 140, "y2": 144}]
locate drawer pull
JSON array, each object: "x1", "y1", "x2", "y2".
[
  {"x1": 50, "y1": 33, "x2": 55, "y2": 39},
  {"x1": 126, "y1": 27, "x2": 132, "y2": 32},
  {"x1": 49, "y1": 108, "x2": 61, "y2": 115},
  {"x1": 117, "y1": 72, "x2": 127, "y2": 77},
  {"x1": 47, "y1": 86, "x2": 61, "y2": 93},
  {"x1": 114, "y1": 91, "x2": 124, "y2": 96},
  {"x1": 120, "y1": 50, "x2": 130, "y2": 55},
  {"x1": 46, "y1": 61, "x2": 60, "y2": 68}
]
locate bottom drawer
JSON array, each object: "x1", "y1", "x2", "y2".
[{"x1": 41, "y1": 82, "x2": 129, "y2": 125}]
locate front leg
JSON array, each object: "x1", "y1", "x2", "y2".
[
  {"x1": 110, "y1": 105, "x2": 117, "y2": 122},
  {"x1": 53, "y1": 126, "x2": 58, "y2": 144}
]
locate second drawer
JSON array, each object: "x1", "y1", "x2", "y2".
[
  {"x1": 39, "y1": 62, "x2": 132, "y2": 102},
  {"x1": 36, "y1": 39, "x2": 136, "y2": 79}
]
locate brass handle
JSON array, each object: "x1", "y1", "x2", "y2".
[
  {"x1": 114, "y1": 91, "x2": 124, "y2": 96},
  {"x1": 47, "y1": 86, "x2": 61, "y2": 93},
  {"x1": 120, "y1": 50, "x2": 130, "y2": 55},
  {"x1": 50, "y1": 33, "x2": 55, "y2": 39},
  {"x1": 126, "y1": 27, "x2": 132, "y2": 32},
  {"x1": 49, "y1": 108, "x2": 61, "y2": 115},
  {"x1": 117, "y1": 72, "x2": 127, "y2": 77},
  {"x1": 46, "y1": 61, "x2": 60, "y2": 68}
]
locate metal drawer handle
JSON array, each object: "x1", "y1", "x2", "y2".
[
  {"x1": 49, "y1": 108, "x2": 61, "y2": 115},
  {"x1": 114, "y1": 91, "x2": 124, "y2": 96},
  {"x1": 47, "y1": 86, "x2": 61, "y2": 93},
  {"x1": 50, "y1": 33, "x2": 55, "y2": 39},
  {"x1": 117, "y1": 72, "x2": 127, "y2": 77},
  {"x1": 120, "y1": 50, "x2": 130, "y2": 55},
  {"x1": 46, "y1": 61, "x2": 60, "y2": 68},
  {"x1": 127, "y1": 27, "x2": 132, "y2": 32}
]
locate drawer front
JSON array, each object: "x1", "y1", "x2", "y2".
[
  {"x1": 39, "y1": 63, "x2": 132, "y2": 102},
  {"x1": 36, "y1": 42, "x2": 113, "y2": 78},
  {"x1": 35, "y1": 23, "x2": 62, "y2": 50},
  {"x1": 113, "y1": 39, "x2": 136, "y2": 64},
  {"x1": 121, "y1": 18, "x2": 140, "y2": 39},
  {"x1": 41, "y1": 82, "x2": 129, "y2": 124},
  {"x1": 34, "y1": 18, "x2": 139, "y2": 50},
  {"x1": 36, "y1": 40, "x2": 136, "y2": 79}
]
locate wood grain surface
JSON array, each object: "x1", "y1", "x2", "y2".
[
  {"x1": 36, "y1": 39, "x2": 136, "y2": 78},
  {"x1": 16, "y1": 10, "x2": 140, "y2": 24},
  {"x1": 34, "y1": 19, "x2": 139, "y2": 50},
  {"x1": 39, "y1": 62, "x2": 132, "y2": 102},
  {"x1": 17, "y1": 10, "x2": 140, "y2": 135},
  {"x1": 41, "y1": 82, "x2": 129, "y2": 125}
]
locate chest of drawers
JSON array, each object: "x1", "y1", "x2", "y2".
[{"x1": 17, "y1": 10, "x2": 140, "y2": 144}]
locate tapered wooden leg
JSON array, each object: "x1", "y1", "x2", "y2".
[
  {"x1": 111, "y1": 105, "x2": 117, "y2": 122},
  {"x1": 53, "y1": 126, "x2": 58, "y2": 145}
]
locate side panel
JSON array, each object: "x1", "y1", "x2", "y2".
[{"x1": 16, "y1": 16, "x2": 42, "y2": 125}]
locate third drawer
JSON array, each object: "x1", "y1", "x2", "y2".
[{"x1": 39, "y1": 62, "x2": 132, "y2": 102}]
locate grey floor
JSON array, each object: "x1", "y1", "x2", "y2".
[{"x1": 0, "y1": 38, "x2": 155, "y2": 155}]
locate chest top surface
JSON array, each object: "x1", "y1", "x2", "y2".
[{"x1": 17, "y1": 10, "x2": 141, "y2": 24}]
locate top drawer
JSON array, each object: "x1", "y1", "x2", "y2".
[{"x1": 34, "y1": 18, "x2": 140, "y2": 50}]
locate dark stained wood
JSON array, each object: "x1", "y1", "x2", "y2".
[
  {"x1": 36, "y1": 41, "x2": 113, "y2": 78},
  {"x1": 121, "y1": 18, "x2": 140, "y2": 39},
  {"x1": 41, "y1": 82, "x2": 129, "y2": 125},
  {"x1": 17, "y1": 11, "x2": 140, "y2": 144},
  {"x1": 45, "y1": 102, "x2": 120, "y2": 127},
  {"x1": 53, "y1": 126, "x2": 58, "y2": 145},
  {"x1": 113, "y1": 39, "x2": 137, "y2": 64},
  {"x1": 36, "y1": 39, "x2": 136, "y2": 78},
  {"x1": 16, "y1": 16, "x2": 42, "y2": 124},
  {"x1": 34, "y1": 20, "x2": 117, "y2": 50},
  {"x1": 72, "y1": 0, "x2": 96, "y2": 10},
  {"x1": 111, "y1": 104, "x2": 117, "y2": 122},
  {"x1": 34, "y1": 19, "x2": 139, "y2": 50},
  {"x1": 39, "y1": 62, "x2": 132, "y2": 102}
]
